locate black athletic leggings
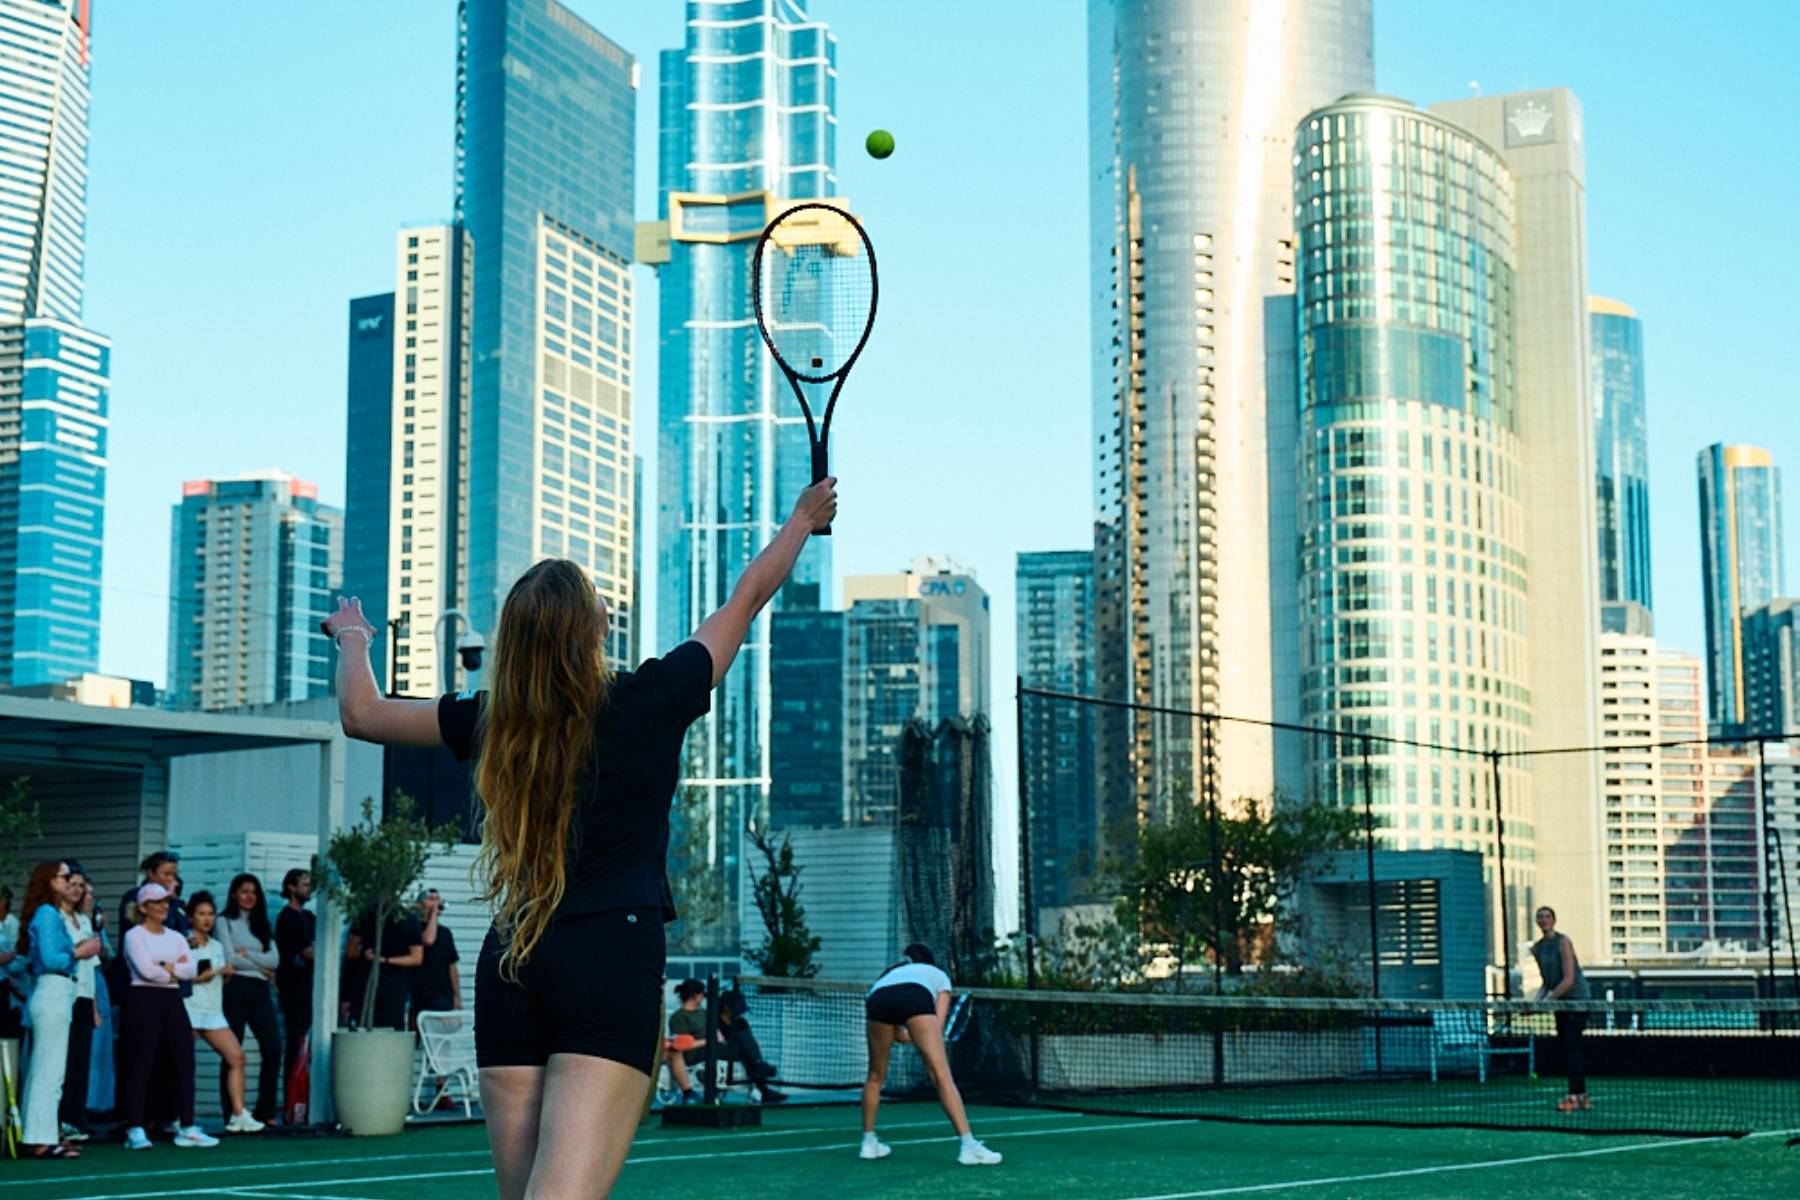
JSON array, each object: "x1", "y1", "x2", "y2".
[
  {"x1": 1555, "y1": 1011, "x2": 1588, "y2": 1095},
  {"x1": 59, "y1": 997, "x2": 95, "y2": 1127},
  {"x1": 121, "y1": 987, "x2": 195, "y2": 1129},
  {"x1": 222, "y1": 977, "x2": 281, "y2": 1121}
]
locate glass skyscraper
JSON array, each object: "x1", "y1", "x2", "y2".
[
  {"x1": 1697, "y1": 443, "x2": 1785, "y2": 735},
  {"x1": 1281, "y1": 93, "x2": 1530, "y2": 959},
  {"x1": 0, "y1": 0, "x2": 109, "y2": 687},
  {"x1": 454, "y1": 0, "x2": 638, "y2": 642},
  {"x1": 1088, "y1": 0, "x2": 1373, "y2": 828},
  {"x1": 1016, "y1": 550, "x2": 1098, "y2": 919},
  {"x1": 166, "y1": 473, "x2": 343, "y2": 711},
  {"x1": 770, "y1": 602, "x2": 845, "y2": 829},
  {"x1": 645, "y1": 0, "x2": 836, "y2": 949},
  {"x1": 1590, "y1": 296, "x2": 1651, "y2": 618},
  {"x1": 342, "y1": 292, "x2": 395, "y2": 691}
]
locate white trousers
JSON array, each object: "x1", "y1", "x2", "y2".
[{"x1": 23, "y1": 973, "x2": 74, "y2": 1146}]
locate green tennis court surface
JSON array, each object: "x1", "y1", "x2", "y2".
[{"x1": 5, "y1": 1103, "x2": 1795, "y2": 1200}]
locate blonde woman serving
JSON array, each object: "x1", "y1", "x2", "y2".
[{"x1": 327, "y1": 479, "x2": 835, "y2": 1199}]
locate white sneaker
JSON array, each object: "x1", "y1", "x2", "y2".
[
  {"x1": 859, "y1": 1135, "x2": 891, "y2": 1160},
  {"x1": 174, "y1": 1126, "x2": 220, "y2": 1149},
  {"x1": 60, "y1": 1121, "x2": 91, "y2": 1142},
  {"x1": 124, "y1": 1127, "x2": 153, "y2": 1151},
  {"x1": 958, "y1": 1139, "x2": 1002, "y2": 1166},
  {"x1": 225, "y1": 1111, "x2": 265, "y2": 1133}
]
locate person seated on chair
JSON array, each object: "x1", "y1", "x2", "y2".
[{"x1": 664, "y1": 979, "x2": 784, "y2": 1104}]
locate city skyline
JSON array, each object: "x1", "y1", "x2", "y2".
[{"x1": 58, "y1": 3, "x2": 1800, "y2": 929}]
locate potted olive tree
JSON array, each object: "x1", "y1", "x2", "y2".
[{"x1": 317, "y1": 793, "x2": 456, "y2": 1135}]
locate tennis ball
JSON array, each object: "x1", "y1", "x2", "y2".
[{"x1": 865, "y1": 129, "x2": 895, "y2": 159}]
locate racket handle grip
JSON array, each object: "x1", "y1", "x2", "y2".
[{"x1": 811, "y1": 442, "x2": 832, "y2": 536}]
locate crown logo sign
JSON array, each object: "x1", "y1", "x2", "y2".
[{"x1": 1507, "y1": 100, "x2": 1554, "y2": 140}]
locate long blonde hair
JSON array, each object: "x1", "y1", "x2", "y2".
[{"x1": 474, "y1": 559, "x2": 612, "y2": 975}]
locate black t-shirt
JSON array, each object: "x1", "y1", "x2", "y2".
[
  {"x1": 437, "y1": 639, "x2": 713, "y2": 922},
  {"x1": 353, "y1": 912, "x2": 423, "y2": 983},
  {"x1": 416, "y1": 925, "x2": 459, "y2": 1004},
  {"x1": 275, "y1": 906, "x2": 315, "y2": 998}
]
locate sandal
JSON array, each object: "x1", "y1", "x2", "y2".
[{"x1": 30, "y1": 1143, "x2": 82, "y2": 1159}]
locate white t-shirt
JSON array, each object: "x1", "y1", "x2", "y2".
[
  {"x1": 186, "y1": 938, "x2": 225, "y2": 1016},
  {"x1": 67, "y1": 912, "x2": 98, "y2": 1000},
  {"x1": 869, "y1": 961, "x2": 952, "y2": 999}
]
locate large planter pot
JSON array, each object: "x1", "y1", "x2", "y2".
[{"x1": 331, "y1": 1029, "x2": 416, "y2": 1136}]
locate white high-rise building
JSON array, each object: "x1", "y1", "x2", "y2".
[
  {"x1": 1088, "y1": 0, "x2": 1374, "y2": 826},
  {"x1": 1433, "y1": 90, "x2": 1606, "y2": 957},
  {"x1": 386, "y1": 225, "x2": 473, "y2": 697}
]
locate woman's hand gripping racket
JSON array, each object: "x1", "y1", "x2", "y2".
[{"x1": 752, "y1": 202, "x2": 878, "y2": 535}]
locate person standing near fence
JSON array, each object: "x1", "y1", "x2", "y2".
[
  {"x1": 1532, "y1": 906, "x2": 1591, "y2": 1113},
  {"x1": 57, "y1": 865, "x2": 103, "y2": 1143},
  {"x1": 186, "y1": 892, "x2": 263, "y2": 1133},
  {"x1": 412, "y1": 889, "x2": 460, "y2": 1019},
  {"x1": 217, "y1": 874, "x2": 281, "y2": 1125},
  {"x1": 274, "y1": 867, "x2": 315, "y2": 1109},
  {"x1": 120, "y1": 882, "x2": 216, "y2": 1151},
  {"x1": 18, "y1": 860, "x2": 102, "y2": 1159}
]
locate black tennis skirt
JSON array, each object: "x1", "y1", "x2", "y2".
[
  {"x1": 866, "y1": 982, "x2": 936, "y2": 1026},
  {"x1": 474, "y1": 906, "x2": 664, "y2": 1074}
]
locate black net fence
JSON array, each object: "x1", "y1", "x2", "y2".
[
  {"x1": 740, "y1": 976, "x2": 1800, "y2": 1137},
  {"x1": 1015, "y1": 685, "x2": 1800, "y2": 1003},
  {"x1": 896, "y1": 715, "x2": 1000, "y2": 981}
]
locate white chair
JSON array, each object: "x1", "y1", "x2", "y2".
[
  {"x1": 414, "y1": 1011, "x2": 479, "y2": 1117},
  {"x1": 1428, "y1": 1008, "x2": 1534, "y2": 1083}
]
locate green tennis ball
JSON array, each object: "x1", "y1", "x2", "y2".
[{"x1": 865, "y1": 129, "x2": 895, "y2": 159}]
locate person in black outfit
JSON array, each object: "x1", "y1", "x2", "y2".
[
  {"x1": 413, "y1": 890, "x2": 460, "y2": 1018},
  {"x1": 325, "y1": 477, "x2": 835, "y2": 1199},
  {"x1": 274, "y1": 868, "x2": 315, "y2": 1108},
  {"x1": 348, "y1": 908, "x2": 422, "y2": 1031}
]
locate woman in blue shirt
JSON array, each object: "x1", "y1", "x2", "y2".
[{"x1": 17, "y1": 860, "x2": 101, "y2": 1158}]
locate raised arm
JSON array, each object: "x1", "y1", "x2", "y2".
[
  {"x1": 691, "y1": 478, "x2": 836, "y2": 686},
  {"x1": 322, "y1": 597, "x2": 445, "y2": 747}
]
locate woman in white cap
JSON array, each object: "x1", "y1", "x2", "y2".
[
  {"x1": 860, "y1": 943, "x2": 1000, "y2": 1166},
  {"x1": 119, "y1": 882, "x2": 217, "y2": 1150}
]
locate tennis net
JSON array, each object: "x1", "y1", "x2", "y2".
[{"x1": 739, "y1": 976, "x2": 1800, "y2": 1137}]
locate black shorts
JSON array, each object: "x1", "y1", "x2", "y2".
[
  {"x1": 475, "y1": 906, "x2": 665, "y2": 1073},
  {"x1": 866, "y1": 982, "x2": 936, "y2": 1026}
]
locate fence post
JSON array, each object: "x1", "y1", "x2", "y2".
[
  {"x1": 1360, "y1": 735, "x2": 1382, "y2": 1077},
  {"x1": 1204, "y1": 715, "x2": 1223, "y2": 1087},
  {"x1": 1489, "y1": 750, "x2": 1510, "y2": 998},
  {"x1": 1015, "y1": 678, "x2": 1041, "y2": 1094},
  {"x1": 703, "y1": 973, "x2": 720, "y2": 1105}
]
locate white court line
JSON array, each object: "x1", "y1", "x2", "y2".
[
  {"x1": 221, "y1": 1192, "x2": 380, "y2": 1200},
  {"x1": 1109, "y1": 1131, "x2": 1788, "y2": 1199},
  {"x1": 16, "y1": 1110, "x2": 1074, "y2": 1194},
  {"x1": 59, "y1": 1116, "x2": 1170, "y2": 1200}
]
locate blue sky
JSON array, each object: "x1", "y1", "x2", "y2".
[{"x1": 87, "y1": 2, "x2": 1797, "y2": 897}]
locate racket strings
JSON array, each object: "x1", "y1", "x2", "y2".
[{"x1": 757, "y1": 215, "x2": 875, "y2": 379}]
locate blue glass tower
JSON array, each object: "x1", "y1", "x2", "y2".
[
  {"x1": 1016, "y1": 550, "x2": 1098, "y2": 917},
  {"x1": 648, "y1": 0, "x2": 837, "y2": 949},
  {"x1": 342, "y1": 292, "x2": 396, "y2": 690},
  {"x1": 1697, "y1": 444, "x2": 1785, "y2": 735},
  {"x1": 0, "y1": 0, "x2": 108, "y2": 687},
  {"x1": 454, "y1": 0, "x2": 637, "y2": 636},
  {"x1": 1590, "y1": 297, "x2": 1651, "y2": 618},
  {"x1": 166, "y1": 473, "x2": 343, "y2": 711}
]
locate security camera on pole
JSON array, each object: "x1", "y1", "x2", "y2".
[{"x1": 435, "y1": 608, "x2": 487, "y2": 694}]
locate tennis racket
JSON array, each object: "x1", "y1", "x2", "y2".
[{"x1": 751, "y1": 202, "x2": 878, "y2": 536}]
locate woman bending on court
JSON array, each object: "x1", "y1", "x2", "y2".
[
  {"x1": 861, "y1": 943, "x2": 1000, "y2": 1166},
  {"x1": 327, "y1": 478, "x2": 836, "y2": 1200},
  {"x1": 1531, "y1": 905, "x2": 1591, "y2": 1112}
]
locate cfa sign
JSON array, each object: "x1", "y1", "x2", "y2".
[{"x1": 918, "y1": 579, "x2": 967, "y2": 597}]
